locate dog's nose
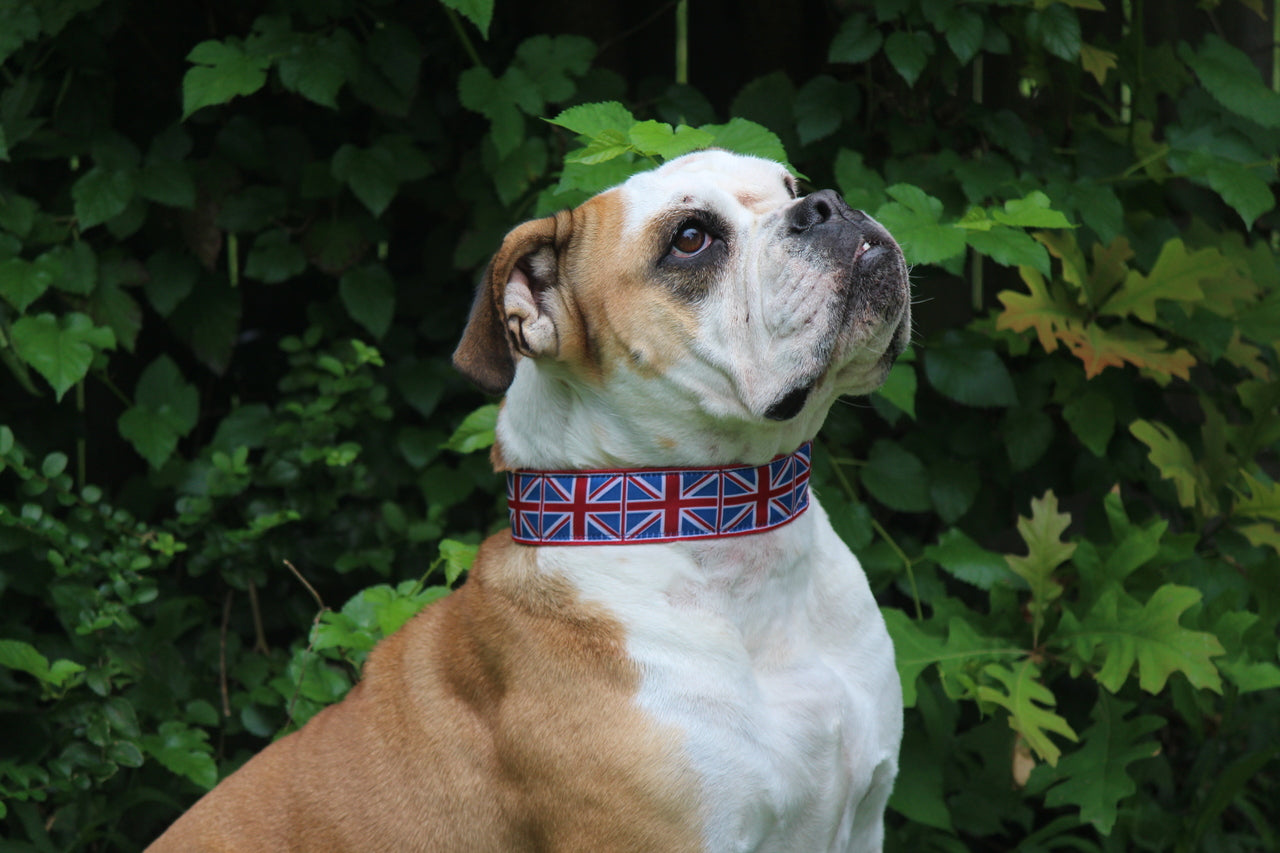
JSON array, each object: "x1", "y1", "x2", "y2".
[{"x1": 788, "y1": 190, "x2": 852, "y2": 233}]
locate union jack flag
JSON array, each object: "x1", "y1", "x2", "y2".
[{"x1": 507, "y1": 442, "x2": 812, "y2": 546}]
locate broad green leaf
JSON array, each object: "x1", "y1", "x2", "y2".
[
  {"x1": 627, "y1": 122, "x2": 714, "y2": 161},
  {"x1": 1213, "y1": 611, "x2": 1280, "y2": 693},
  {"x1": 1042, "y1": 695, "x2": 1164, "y2": 833},
  {"x1": 443, "y1": 404, "x2": 498, "y2": 454},
  {"x1": 928, "y1": 462, "x2": 980, "y2": 524},
  {"x1": 1062, "y1": 390, "x2": 1115, "y2": 457},
  {"x1": 244, "y1": 229, "x2": 306, "y2": 284},
  {"x1": 141, "y1": 721, "x2": 218, "y2": 789},
  {"x1": 0, "y1": 257, "x2": 54, "y2": 312},
  {"x1": 516, "y1": 35, "x2": 595, "y2": 103},
  {"x1": 873, "y1": 359, "x2": 916, "y2": 420},
  {"x1": 119, "y1": 355, "x2": 199, "y2": 468},
  {"x1": 331, "y1": 144, "x2": 399, "y2": 217},
  {"x1": 0, "y1": 193, "x2": 37, "y2": 237},
  {"x1": 0, "y1": 639, "x2": 84, "y2": 688},
  {"x1": 1179, "y1": 34, "x2": 1280, "y2": 128},
  {"x1": 923, "y1": 334, "x2": 1018, "y2": 407},
  {"x1": 72, "y1": 166, "x2": 135, "y2": 230},
  {"x1": 939, "y1": 7, "x2": 983, "y2": 64},
  {"x1": 965, "y1": 226, "x2": 1050, "y2": 275},
  {"x1": 1190, "y1": 156, "x2": 1276, "y2": 229},
  {"x1": 10, "y1": 312, "x2": 116, "y2": 400},
  {"x1": 875, "y1": 184, "x2": 965, "y2": 266},
  {"x1": 1025, "y1": 3, "x2": 1081, "y2": 61},
  {"x1": 135, "y1": 158, "x2": 196, "y2": 209},
  {"x1": 439, "y1": 0, "x2": 495, "y2": 38},
  {"x1": 828, "y1": 14, "x2": 883, "y2": 64},
  {"x1": 439, "y1": 538, "x2": 478, "y2": 585},
  {"x1": 339, "y1": 264, "x2": 396, "y2": 339},
  {"x1": 1002, "y1": 406, "x2": 1053, "y2": 471},
  {"x1": 144, "y1": 248, "x2": 198, "y2": 317},
  {"x1": 794, "y1": 76, "x2": 850, "y2": 146},
  {"x1": 547, "y1": 101, "x2": 637, "y2": 138},
  {"x1": 701, "y1": 118, "x2": 789, "y2": 165},
  {"x1": 1058, "y1": 585, "x2": 1225, "y2": 694},
  {"x1": 881, "y1": 608, "x2": 946, "y2": 707},
  {"x1": 833, "y1": 149, "x2": 887, "y2": 214},
  {"x1": 976, "y1": 659, "x2": 1077, "y2": 765},
  {"x1": 1079, "y1": 43, "x2": 1117, "y2": 85},
  {"x1": 1004, "y1": 491, "x2": 1074, "y2": 643},
  {"x1": 884, "y1": 31, "x2": 934, "y2": 87},
  {"x1": 277, "y1": 30, "x2": 358, "y2": 109},
  {"x1": 991, "y1": 192, "x2": 1073, "y2": 229},
  {"x1": 566, "y1": 128, "x2": 634, "y2": 165},
  {"x1": 182, "y1": 39, "x2": 270, "y2": 119},
  {"x1": 862, "y1": 440, "x2": 931, "y2": 513},
  {"x1": 925, "y1": 529, "x2": 1019, "y2": 591}
]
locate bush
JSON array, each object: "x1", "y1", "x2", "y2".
[{"x1": 1, "y1": 0, "x2": 1276, "y2": 849}]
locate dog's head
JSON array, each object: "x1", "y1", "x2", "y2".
[{"x1": 454, "y1": 149, "x2": 910, "y2": 467}]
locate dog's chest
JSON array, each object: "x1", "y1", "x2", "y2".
[{"x1": 550, "y1": 511, "x2": 899, "y2": 852}]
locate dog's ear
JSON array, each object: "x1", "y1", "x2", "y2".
[{"x1": 453, "y1": 213, "x2": 570, "y2": 395}]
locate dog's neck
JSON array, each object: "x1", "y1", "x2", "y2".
[{"x1": 493, "y1": 361, "x2": 829, "y2": 472}]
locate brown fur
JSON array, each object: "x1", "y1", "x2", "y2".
[{"x1": 147, "y1": 536, "x2": 701, "y2": 852}]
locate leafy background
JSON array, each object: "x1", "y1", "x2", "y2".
[{"x1": 1, "y1": 0, "x2": 1278, "y2": 849}]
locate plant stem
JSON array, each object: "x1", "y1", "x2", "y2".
[{"x1": 675, "y1": 0, "x2": 688, "y2": 87}]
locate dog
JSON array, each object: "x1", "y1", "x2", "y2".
[{"x1": 147, "y1": 149, "x2": 909, "y2": 852}]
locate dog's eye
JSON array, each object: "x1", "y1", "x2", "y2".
[{"x1": 670, "y1": 222, "x2": 711, "y2": 258}]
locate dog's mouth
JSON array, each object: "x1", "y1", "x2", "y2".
[{"x1": 763, "y1": 381, "x2": 815, "y2": 421}]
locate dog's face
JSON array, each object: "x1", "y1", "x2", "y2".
[{"x1": 455, "y1": 149, "x2": 910, "y2": 465}]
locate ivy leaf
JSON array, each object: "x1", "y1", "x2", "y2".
[
  {"x1": 0, "y1": 256, "x2": 54, "y2": 312},
  {"x1": 1041, "y1": 695, "x2": 1164, "y2": 833},
  {"x1": 1057, "y1": 585, "x2": 1225, "y2": 694},
  {"x1": 10, "y1": 312, "x2": 116, "y2": 400},
  {"x1": 182, "y1": 39, "x2": 270, "y2": 119},
  {"x1": 339, "y1": 264, "x2": 396, "y2": 340},
  {"x1": 976, "y1": 659, "x2": 1078, "y2": 765},
  {"x1": 1179, "y1": 34, "x2": 1280, "y2": 128},
  {"x1": 1005, "y1": 491, "x2": 1075, "y2": 643}
]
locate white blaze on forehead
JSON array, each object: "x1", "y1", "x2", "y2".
[{"x1": 618, "y1": 150, "x2": 797, "y2": 237}]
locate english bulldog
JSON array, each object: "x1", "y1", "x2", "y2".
[{"x1": 148, "y1": 149, "x2": 909, "y2": 852}]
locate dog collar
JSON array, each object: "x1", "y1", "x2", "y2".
[{"x1": 506, "y1": 442, "x2": 812, "y2": 545}]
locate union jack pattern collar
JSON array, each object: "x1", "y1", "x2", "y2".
[{"x1": 506, "y1": 442, "x2": 812, "y2": 545}]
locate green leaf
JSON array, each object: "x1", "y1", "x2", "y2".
[
  {"x1": 277, "y1": 30, "x2": 358, "y2": 109},
  {"x1": 1057, "y1": 585, "x2": 1225, "y2": 694},
  {"x1": 925, "y1": 529, "x2": 1019, "y2": 591},
  {"x1": 118, "y1": 355, "x2": 199, "y2": 468},
  {"x1": 833, "y1": 149, "x2": 887, "y2": 214},
  {"x1": 443, "y1": 404, "x2": 498, "y2": 454},
  {"x1": 331, "y1": 143, "x2": 399, "y2": 217},
  {"x1": 627, "y1": 122, "x2": 714, "y2": 161},
  {"x1": 939, "y1": 7, "x2": 983, "y2": 64},
  {"x1": 862, "y1": 440, "x2": 931, "y2": 513},
  {"x1": 141, "y1": 721, "x2": 218, "y2": 789},
  {"x1": 923, "y1": 334, "x2": 1018, "y2": 407},
  {"x1": 1004, "y1": 491, "x2": 1075, "y2": 642},
  {"x1": 874, "y1": 185, "x2": 966, "y2": 266},
  {"x1": 0, "y1": 257, "x2": 54, "y2": 312},
  {"x1": 244, "y1": 229, "x2": 306, "y2": 284},
  {"x1": 10, "y1": 312, "x2": 116, "y2": 400},
  {"x1": 965, "y1": 226, "x2": 1050, "y2": 275},
  {"x1": 872, "y1": 359, "x2": 916, "y2": 419},
  {"x1": 145, "y1": 249, "x2": 198, "y2": 317},
  {"x1": 991, "y1": 192, "x2": 1073, "y2": 229},
  {"x1": 41, "y1": 451, "x2": 67, "y2": 477},
  {"x1": 439, "y1": 538, "x2": 478, "y2": 585},
  {"x1": 1041, "y1": 694, "x2": 1164, "y2": 833},
  {"x1": 547, "y1": 101, "x2": 637, "y2": 138},
  {"x1": 884, "y1": 30, "x2": 934, "y2": 87},
  {"x1": 881, "y1": 608, "x2": 946, "y2": 707},
  {"x1": 72, "y1": 166, "x2": 136, "y2": 231},
  {"x1": 1002, "y1": 406, "x2": 1053, "y2": 471},
  {"x1": 182, "y1": 39, "x2": 270, "y2": 119},
  {"x1": 700, "y1": 118, "x2": 789, "y2": 165},
  {"x1": 1101, "y1": 239, "x2": 1218, "y2": 323},
  {"x1": 1062, "y1": 390, "x2": 1115, "y2": 456},
  {"x1": 135, "y1": 158, "x2": 196, "y2": 209},
  {"x1": 1026, "y1": 3, "x2": 1081, "y2": 62},
  {"x1": 439, "y1": 0, "x2": 494, "y2": 38},
  {"x1": 828, "y1": 14, "x2": 883, "y2": 64},
  {"x1": 0, "y1": 639, "x2": 84, "y2": 687},
  {"x1": 339, "y1": 264, "x2": 396, "y2": 339},
  {"x1": 516, "y1": 35, "x2": 595, "y2": 102},
  {"x1": 1179, "y1": 34, "x2": 1280, "y2": 128},
  {"x1": 794, "y1": 76, "x2": 851, "y2": 146},
  {"x1": 976, "y1": 659, "x2": 1078, "y2": 765},
  {"x1": 1130, "y1": 419, "x2": 1208, "y2": 511},
  {"x1": 1187, "y1": 155, "x2": 1276, "y2": 229}
]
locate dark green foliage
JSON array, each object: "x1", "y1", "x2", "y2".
[{"x1": 1, "y1": 0, "x2": 1277, "y2": 849}]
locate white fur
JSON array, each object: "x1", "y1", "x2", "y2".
[{"x1": 496, "y1": 151, "x2": 905, "y2": 851}]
